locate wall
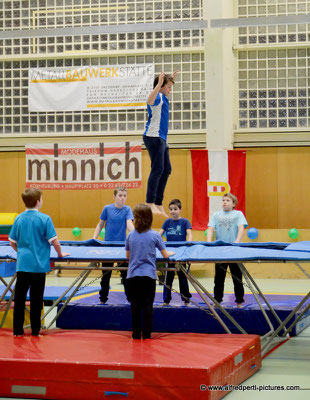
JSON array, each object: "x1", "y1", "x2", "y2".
[
  {"x1": 0, "y1": 146, "x2": 309, "y2": 230},
  {"x1": 245, "y1": 147, "x2": 310, "y2": 229}
]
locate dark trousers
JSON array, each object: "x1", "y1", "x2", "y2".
[
  {"x1": 163, "y1": 263, "x2": 192, "y2": 304},
  {"x1": 99, "y1": 262, "x2": 129, "y2": 303},
  {"x1": 214, "y1": 263, "x2": 244, "y2": 304},
  {"x1": 143, "y1": 135, "x2": 171, "y2": 205},
  {"x1": 13, "y1": 271, "x2": 46, "y2": 336},
  {"x1": 127, "y1": 276, "x2": 156, "y2": 339}
]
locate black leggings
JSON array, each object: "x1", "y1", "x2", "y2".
[
  {"x1": 99, "y1": 262, "x2": 129, "y2": 303},
  {"x1": 126, "y1": 276, "x2": 156, "y2": 339},
  {"x1": 214, "y1": 263, "x2": 244, "y2": 304},
  {"x1": 163, "y1": 263, "x2": 191, "y2": 304},
  {"x1": 13, "y1": 271, "x2": 46, "y2": 336}
]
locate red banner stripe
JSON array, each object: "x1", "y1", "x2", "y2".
[
  {"x1": 191, "y1": 150, "x2": 246, "y2": 230},
  {"x1": 26, "y1": 149, "x2": 55, "y2": 155},
  {"x1": 26, "y1": 146, "x2": 141, "y2": 155},
  {"x1": 228, "y1": 150, "x2": 246, "y2": 216},
  {"x1": 103, "y1": 146, "x2": 141, "y2": 154},
  {"x1": 191, "y1": 150, "x2": 210, "y2": 231}
]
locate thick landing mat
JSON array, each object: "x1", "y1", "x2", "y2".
[
  {"x1": 0, "y1": 328, "x2": 261, "y2": 400},
  {"x1": 56, "y1": 292, "x2": 310, "y2": 336}
]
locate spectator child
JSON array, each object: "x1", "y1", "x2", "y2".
[
  {"x1": 206, "y1": 193, "x2": 248, "y2": 308},
  {"x1": 159, "y1": 199, "x2": 192, "y2": 305},
  {"x1": 9, "y1": 188, "x2": 68, "y2": 336},
  {"x1": 93, "y1": 186, "x2": 134, "y2": 303}
]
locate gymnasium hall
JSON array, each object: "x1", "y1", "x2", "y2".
[{"x1": 0, "y1": 1, "x2": 309, "y2": 399}]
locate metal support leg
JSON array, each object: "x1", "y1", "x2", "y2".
[
  {"x1": 284, "y1": 299, "x2": 310, "y2": 336},
  {"x1": 241, "y1": 269, "x2": 275, "y2": 333},
  {"x1": 45, "y1": 269, "x2": 92, "y2": 329},
  {"x1": 295, "y1": 263, "x2": 310, "y2": 279},
  {"x1": 22, "y1": 268, "x2": 93, "y2": 330},
  {"x1": 261, "y1": 291, "x2": 310, "y2": 355},
  {"x1": 238, "y1": 263, "x2": 284, "y2": 327},
  {"x1": 239, "y1": 265, "x2": 288, "y2": 351},
  {"x1": 0, "y1": 285, "x2": 16, "y2": 328},
  {"x1": 0, "y1": 273, "x2": 16, "y2": 303},
  {"x1": 179, "y1": 263, "x2": 247, "y2": 334},
  {"x1": 0, "y1": 274, "x2": 17, "y2": 328}
]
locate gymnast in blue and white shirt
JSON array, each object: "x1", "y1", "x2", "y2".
[{"x1": 143, "y1": 71, "x2": 178, "y2": 217}]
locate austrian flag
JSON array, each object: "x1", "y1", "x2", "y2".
[{"x1": 190, "y1": 150, "x2": 246, "y2": 230}]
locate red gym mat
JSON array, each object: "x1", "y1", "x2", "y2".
[{"x1": 0, "y1": 329, "x2": 261, "y2": 400}]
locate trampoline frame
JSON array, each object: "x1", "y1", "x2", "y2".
[{"x1": 1, "y1": 243, "x2": 310, "y2": 357}]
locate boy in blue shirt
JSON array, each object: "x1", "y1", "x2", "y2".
[
  {"x1": 143, "y1": 70, "x2": 178, "y2": 217},
  {"x1": 9, "y1": 188, "x2": 68, "y2": 336},
  {"x1": 93, "y1": 186, "x2": 134, "y2": 303},
  {"x1": 159, "y1": 199, "x2": 192, "y2": 305},
  {"x1": 206, "y1": 193, "x2": 248, "y2": 308}
]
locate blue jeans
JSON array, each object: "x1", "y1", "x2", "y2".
[{"x1": 143, "y1": 135, "x2": 171, "y2": 205}]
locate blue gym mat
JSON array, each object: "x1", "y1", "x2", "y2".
[
  {"x1": 0, "y1": 285, "x2": 101, "y2": 301},
  {"x1": 56, "y1": 291, "x2": 310, "y2": 337}
]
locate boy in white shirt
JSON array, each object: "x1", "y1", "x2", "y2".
[{"x1": 206, "y1": 193, "x2": 248, "y2": 308}]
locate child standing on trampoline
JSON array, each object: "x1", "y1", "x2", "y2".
[
  {"x1": 9, "y1": 188, "x2": 68, "y2": 337},
  {"x1": 93, "y1": 185, "x2": 134, "y2": 304},
  {"x1": 125, "y1": 204, "x2": 174, "y2": 339},
  {"x1": 159, "y1": 198, "x2": 192, "y2": 305},
  {"x1": 143, "y1": 70, "x2": 178, "y2": 217},
  {"x1": 206, "y1": 193, "x2": 248, "y2": 308}
]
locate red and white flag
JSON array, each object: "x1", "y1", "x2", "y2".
[{"x1": 191, "y1": 150, "x2": 246, "y2": 230}]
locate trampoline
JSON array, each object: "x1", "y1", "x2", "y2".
[{"x1": 1, "y1": 239, "x2": 310, "y2": 356}]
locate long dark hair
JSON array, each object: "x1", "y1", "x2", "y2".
[{"x1": 133, "y1": 204, "x2": 153, "y2": 233}]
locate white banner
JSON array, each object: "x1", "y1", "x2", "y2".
[
  {"x1": 28, "y1": 64, "x2": 154, "y2": 111},
  {"x1": 26, "y1": 142, "x2": 142, "y2": 190}
]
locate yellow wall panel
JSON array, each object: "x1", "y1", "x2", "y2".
[
  {"x1": 162, "y1": 149, "x2": 189, "y2": 214},
  {"x1": 0, "y1": 153, "x2": 20, "y2": 212},
  {"x1": 277, "y1": 147, "x2": 310, "y2": 228},
  {"x1": 1, "y1": 146, "x2": 310, "y2": 230},
  {"x1": 17, "y1": 153, "x2": 26, "y2": 211},
  {"x1": 244, "y1": 148, "x2": 278, "y2": 228}
]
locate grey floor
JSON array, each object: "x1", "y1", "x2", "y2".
[{"x1": 1, "y1": 274, "x2": 309, "y2": 399}]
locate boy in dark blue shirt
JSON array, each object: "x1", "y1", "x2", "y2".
[{"x1": 159, "y1": 199, "x2": 192, "y2": 305}]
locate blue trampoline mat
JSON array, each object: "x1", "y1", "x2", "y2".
[
  {"x1": 0, "y1": 285, "x2": 101, "y2": 301},
  {"x1": 3, "y1": 240, "x2": 310, "y2": 262},
  {"x1": 71, "y1": 290, "x2": 308, "y2": 309}
]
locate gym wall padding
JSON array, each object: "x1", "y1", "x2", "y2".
[{"x1": 0, "y1": 213, "x2": 18, "y2": 225}]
